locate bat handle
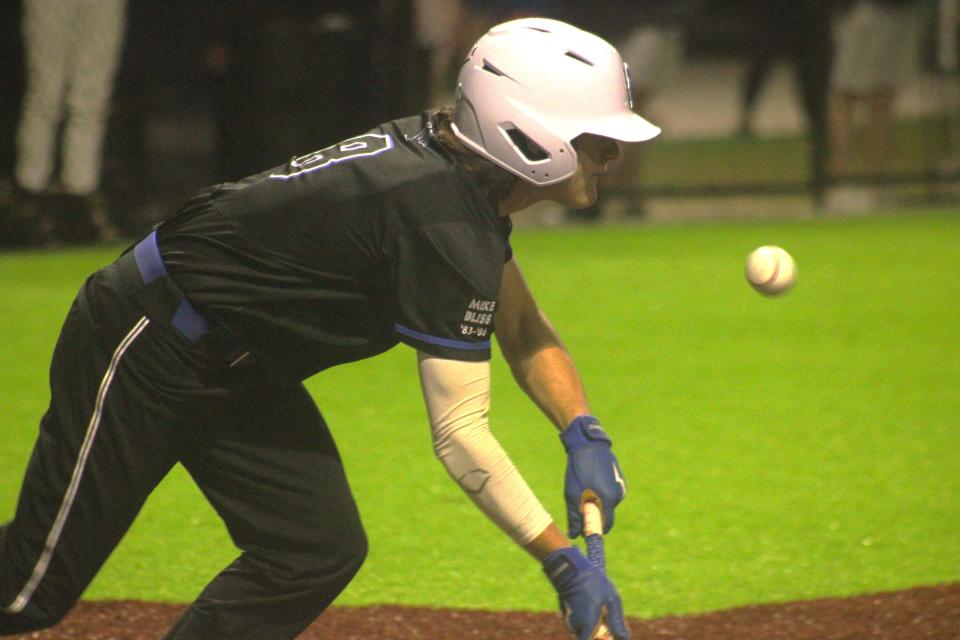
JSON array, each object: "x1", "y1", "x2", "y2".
[
  {"x1": 582, "y1": 501, "x2": 606, "y2": 571},
  {"x1": 581, "y1": 500, "x2": 612, "y2": 639}
]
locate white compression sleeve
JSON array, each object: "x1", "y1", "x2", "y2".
[{"x1": 417, "y1": 352, "x2": 553, "y2": 546}]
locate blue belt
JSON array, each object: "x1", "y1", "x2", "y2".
[{"x1": 133, "y1": 230, "x2": 209, "y2": 342}]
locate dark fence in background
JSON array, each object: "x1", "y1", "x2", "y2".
[{"x1": 1, "y1": 1, "x2": 956, "y2": 236}]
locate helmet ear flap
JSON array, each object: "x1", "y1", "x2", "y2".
[
  {"x1": 504, "y1": 128, "x2": 548, "y2": 162},
  {"x1": 491, "y1": 116, "x2": 578, "y2": 184},
  {"x1": 453, "y1": 84, "x2": 579, "y2": 185}
]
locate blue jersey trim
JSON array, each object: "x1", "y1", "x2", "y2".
[
  {"x1": 394, "y1": 324, "x2": 490, "y2": 351},
  {"x1": 132, "y1": 230, "x2": 209, "y2": 343},
  {"x1": 133, "y1": 230, "x2": 166, "y2": 284},
  {"x1": 173, "y1": 298, "x2": 210, "y2": 342}
]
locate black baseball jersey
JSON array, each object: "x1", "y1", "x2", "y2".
[{"x1": 156, "y1": 113, "x2": 513, "y2": 380}]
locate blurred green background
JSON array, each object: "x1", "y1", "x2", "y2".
[{"x1": 2, "y1": 209, "x2": 957, "y2": 617}]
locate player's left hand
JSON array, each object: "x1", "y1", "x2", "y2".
[
  {"x1": 543, "y1": 547, "x2": 630, "y2": 640},
  {"x1": 560, "y1": 415, "x2": 626, "y2": 538}
]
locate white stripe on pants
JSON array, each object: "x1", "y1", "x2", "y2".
[
  {"x1": 15, "y1": 0, "x2": 127, "y2": 195},
  {"x1": 2, "y1": 316, "x2": 149, "y2": 615}
]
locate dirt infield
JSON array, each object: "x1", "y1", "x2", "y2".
[{"x1": 9, "y1": 582, "x2": 959, "y2": 639}]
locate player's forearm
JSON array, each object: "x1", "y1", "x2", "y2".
[
  {"x1": 496, "y1": 260, "x2": 591, "y2": 429},
  {"x1": 500, "y1": 317, "x2": 590, "y2": 431},
  {"x1": 511, "y1": 344, "x2": 590, "y2": 431}
]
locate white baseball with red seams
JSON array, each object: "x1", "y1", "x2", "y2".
[{"x1": 745, "y1": 246, "x2": 797, "y2": 296}]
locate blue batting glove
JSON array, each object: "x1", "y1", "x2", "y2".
[
  {"x1": 561, "y1": 415, "x2": 626, "y2": 538},
  {"x1": 543, "y1": 547, "x2": 630, "y2": 640}
]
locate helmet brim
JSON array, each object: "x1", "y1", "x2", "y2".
[{"x1": 581, "y1": 111, "x2": 661, "y2": 143}]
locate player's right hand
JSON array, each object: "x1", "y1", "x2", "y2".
[
  {"x1": 560, "y1": 415, "x2": 626, "y2": 538},
  {"x1": 543, "y1": 547, "x2": 630, "y2": 640}
]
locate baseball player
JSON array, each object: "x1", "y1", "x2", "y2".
[{"x1": 0, "y1": 18, "x2": 658, "y2": 640}]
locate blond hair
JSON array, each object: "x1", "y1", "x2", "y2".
[{"x1": 429, "y1": 107, "x2": 519, "y2": 204}]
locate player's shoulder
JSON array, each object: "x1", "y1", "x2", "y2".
[
  {"x1": 371, "y1": 113, "x2": 456, "y2": 176},
  {"x1": 369, "y1": 114, "x2": 495, "y2": 218}
]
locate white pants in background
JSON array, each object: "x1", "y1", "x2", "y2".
[{"x1": 15, "y1": 0, "x2": 127, "y2": 196}]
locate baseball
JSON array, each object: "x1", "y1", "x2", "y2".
[{"x1": 745, "y1": 246, "x2": 796, "y2": 296}]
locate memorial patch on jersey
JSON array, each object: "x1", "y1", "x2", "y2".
[{"x1": 460, "y1": 298, "x2": 496, "y2": 339}]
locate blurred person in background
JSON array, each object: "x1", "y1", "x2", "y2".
[
  {"x1": 201, "y1": 1, "x2": 415, "y2": 184},
  {"x1": 0, "y1": 2, "x2": 22, "y2": 185},
  {"x1": 828, "y1": 0, "x2": 929, "y2": 183},
  {"x1": 735, "y1": 0, "x2": 834, "y2": 207},
  {"x1": 2, "y1": 0, "x2": 127, "y2": 247},
  {"x1": 369, "y1": 0, "x2": 423, "y2": 125},
  {"x1": 414, "y1": 0, "x2": 469, "y2": 107},
  {"x1": 203, "y1": 1, "x2": 381, "y2": 183}
]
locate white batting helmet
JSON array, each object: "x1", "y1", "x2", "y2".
[{"x1": 451, "y1": 17, "x2": 661, "y2": 186}]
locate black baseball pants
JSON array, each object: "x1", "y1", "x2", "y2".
[{"x1": 0, "y1": 245, "x2": 367, "y2": 638}]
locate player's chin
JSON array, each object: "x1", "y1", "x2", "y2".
[
  {"x1": 548, "y1": 174, "x2": 598, "y2": 209},
  {"x1": 568, "y1": 184, "x2": 599, "y2": 209}
]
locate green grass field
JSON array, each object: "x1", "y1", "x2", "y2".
[
  {"x1": 1, "y1": 210, "x2": 958, "y2": 619},
  {"x1": 643, "y1": 117, "x2": 944, "y2": 189}
]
